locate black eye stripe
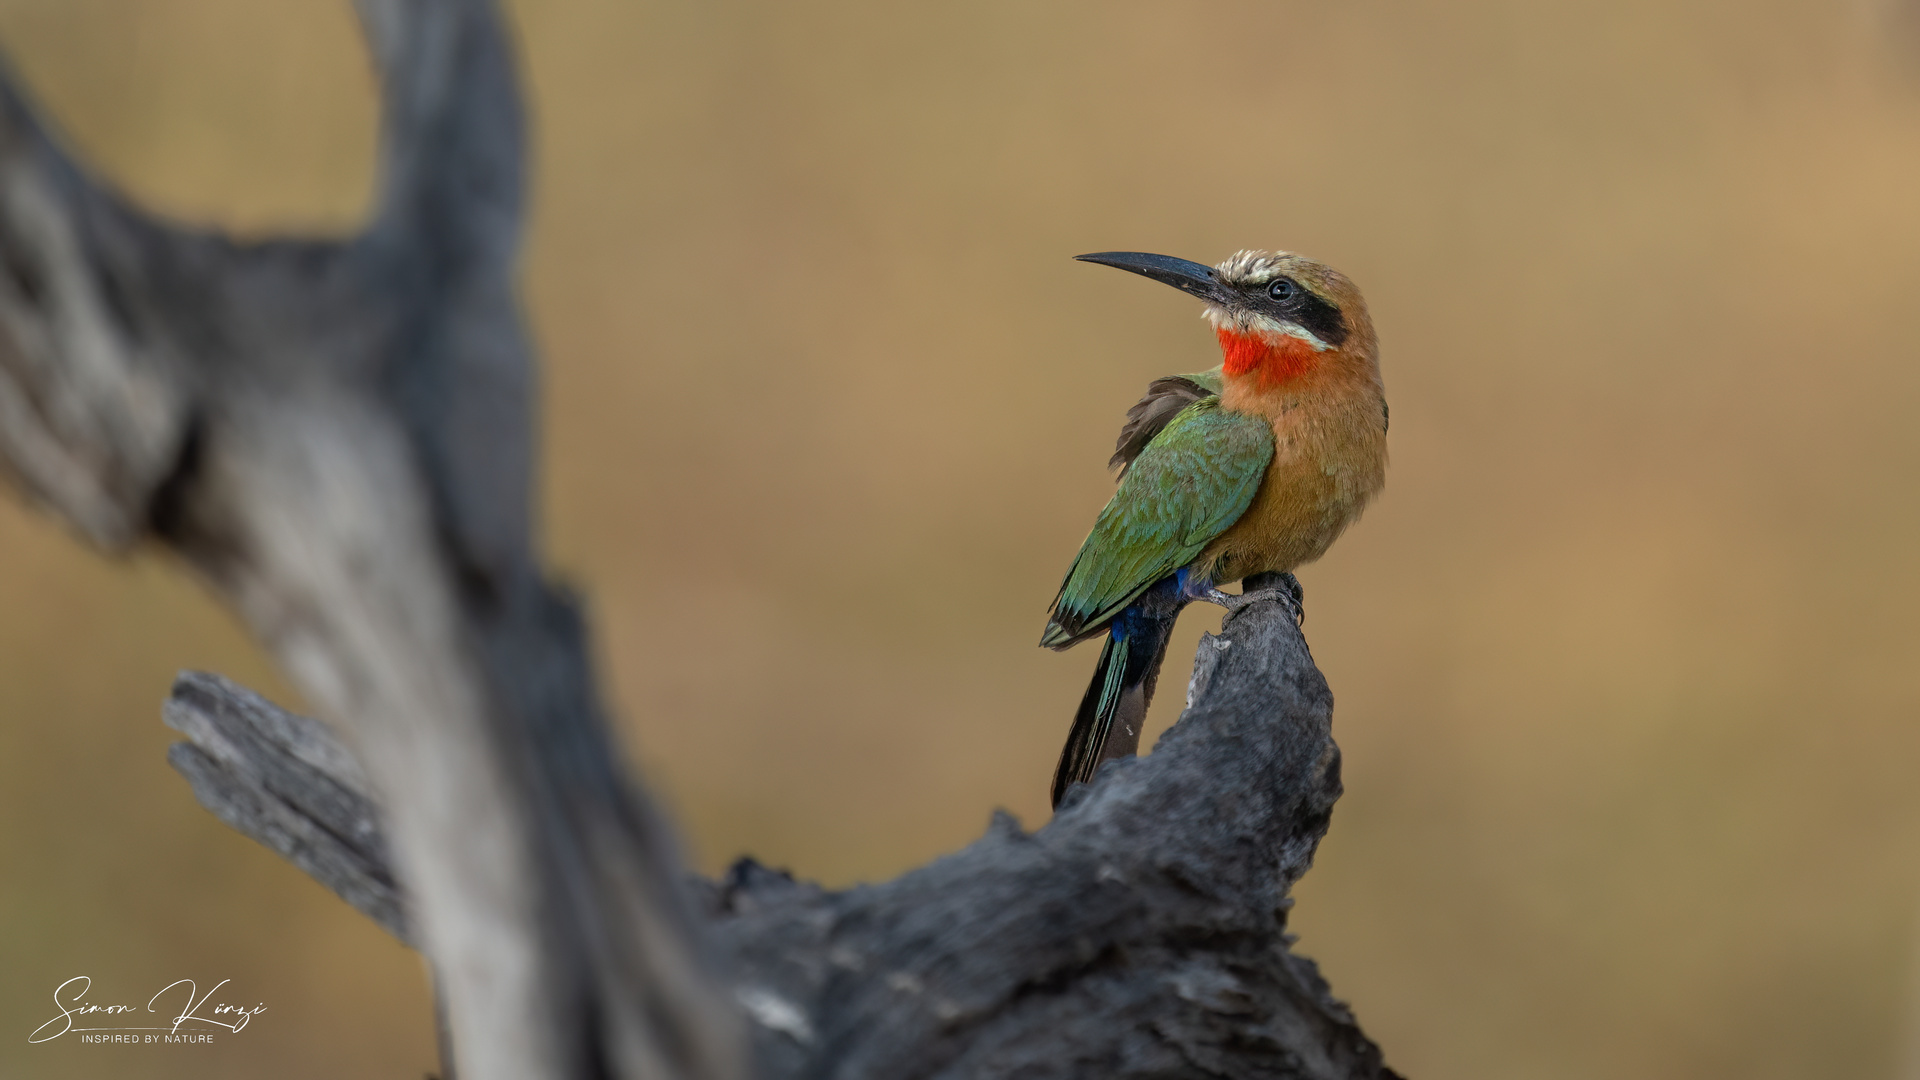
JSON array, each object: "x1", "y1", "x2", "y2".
[{"x1": 1241, "y1": 278, "x2": 1348, "y2": 347}]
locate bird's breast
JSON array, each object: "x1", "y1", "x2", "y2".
[{"x1": 1201, "y1": 386, "x2": 1386, "y2": 583}]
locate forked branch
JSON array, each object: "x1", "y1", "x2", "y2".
[
  {"x1": 164, "y1": 583, "x2": 1395, "y2": 1079},
  {"x1": 0, "y1": 1, "x2": 1394, "y2": 1076}
]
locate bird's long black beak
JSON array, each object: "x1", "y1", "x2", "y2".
[{"x1": 1074, "y1": 251, "x2": 1227, "y2": 304}]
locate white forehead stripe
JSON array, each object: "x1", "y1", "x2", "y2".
[{"x1": 1213, "y1": 248, "x2": 1295, "y2": 285}]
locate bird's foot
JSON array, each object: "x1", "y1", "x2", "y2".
[
  {"x1": 1237, "y1": 572, "x2": 1307, "y2": 626},
  {"x1": 1180, "y1": 572, "x2": 1305, "y2": 626}
]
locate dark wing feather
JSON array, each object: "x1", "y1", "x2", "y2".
[{"x1": 1109, "y1": 375, "x2": 1217, "y2": 476}]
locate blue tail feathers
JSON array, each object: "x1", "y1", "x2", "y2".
[{"x1": 1050, "y1": 576, "x2": 1189, "y2": 807}]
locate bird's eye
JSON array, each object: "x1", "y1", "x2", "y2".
[{"x1": 1268, "y1": 278, "x2": 1297, "y2": 302}]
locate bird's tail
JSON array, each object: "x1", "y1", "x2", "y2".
[{"x1": 1050, "y1": 605, "x2": 1180, "y2": 808}]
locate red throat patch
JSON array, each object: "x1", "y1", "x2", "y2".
[{"x1": 1216, "y1": 327, "x2": 1320, "y2": 387}]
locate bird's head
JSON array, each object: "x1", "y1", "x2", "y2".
[{"x1": 1075, "y1": 249, "x2": 1375, "y2": 389}]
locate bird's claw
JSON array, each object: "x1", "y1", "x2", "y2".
[{"x1": 1221, "y1": 572, "x2": 1307, "y2": 626}]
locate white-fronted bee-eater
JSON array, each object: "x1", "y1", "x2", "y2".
[{"x1": 1043, "y1": 249, "x2": 1387, "y2": 807}]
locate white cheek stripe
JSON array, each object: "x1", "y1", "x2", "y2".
[{"x1": 1202, "y1": 308, "x2": 1333, "y2": 352}]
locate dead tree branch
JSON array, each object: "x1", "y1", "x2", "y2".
[
  {"x1": 0, "y1": 1, "x2": 1395, "y2": 1077},
  {"x1": 164, "y1": 670, "x2": 410, "y2": 944},
  {"x1": 0, "y1": 2, "x2": 738, "y2": 1077},
  {"x1": 162, "y1": 582, "x2": 1396, "y2": 1079}
]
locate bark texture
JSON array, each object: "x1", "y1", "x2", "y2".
[
  {"x1": 162, "y1": 582, "x2": 1395, "y2": 1079},
  {"x1": 0, "y1": 2, "x2": 1395, "y2": 1077},
  {"x1": 0, "y1": 2, "x2": 738, "y2": 1077}
]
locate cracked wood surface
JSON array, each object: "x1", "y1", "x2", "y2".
[
  {"x1": 0, "y1": 2, "x2": 738, "y2": 1077},
  {"x1": 0, "y1": 0, "x2": 1396, "y2": 1075},
  {"x1": 163, "y1": 581, "x2": 1396, "y2": 1079}
]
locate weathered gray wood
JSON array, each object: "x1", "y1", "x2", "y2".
[
  {"x1": 0, "y1": 0, "x2": 1398, "y2": 1073},
  {"x1": 0, "y1": 2, "x2": 740, "y2": 1078},
  {"x1": 160, "y1": 578, "x2": 1397, "y2": 1079},
  {"x1": 164, "y1": 670, "x2": 409, "y2": 944},
  {"x1": 712, "y1": 577, "x2": 1389, "y2": 1080}
]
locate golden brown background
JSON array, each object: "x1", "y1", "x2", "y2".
[{"x1": 3, "y1": 0, "x2": 1920, "y2": 1076}]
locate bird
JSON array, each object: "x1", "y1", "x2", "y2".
[{"x1": 1042, "y1": 249, "x2": 1386, "y2": 808}]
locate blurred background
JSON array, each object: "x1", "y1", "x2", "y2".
[{"x1": 2, "y1": 0, "x2": 1919, "y2": 1076}]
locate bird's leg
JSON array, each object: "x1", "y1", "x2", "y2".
[
  {"x1": 1177, "y1": 569, "x2": 1245, "y2": 611},
  {"x1": 1184, "y1": 570, "x2": 1305, "y2": 624}
]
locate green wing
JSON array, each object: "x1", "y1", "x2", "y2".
[
  {"x1": 1044, "y1": 395, "x2": 1272, "y2": 647},
  {"x1": 1185, "y1": 368, "x2": 1224, "y2": 395}
]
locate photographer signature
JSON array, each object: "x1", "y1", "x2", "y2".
[{"x1": 28, "y1": 976, "x2": 266, "y2": 1043}]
